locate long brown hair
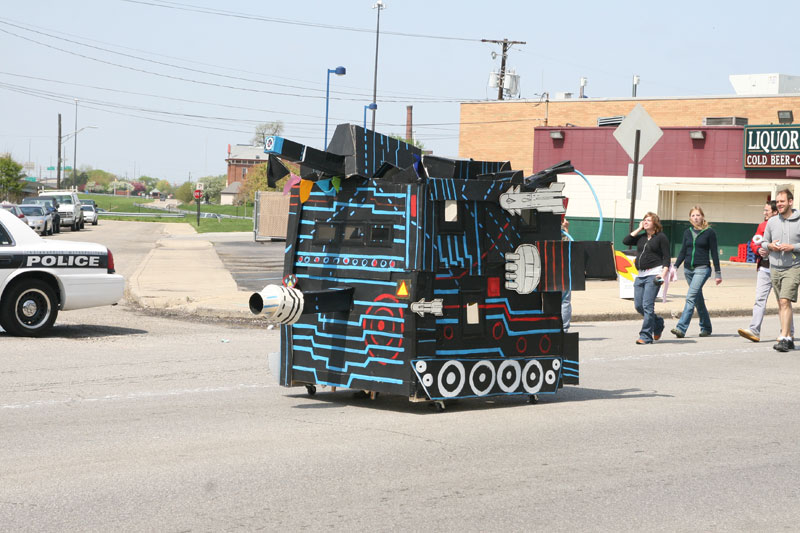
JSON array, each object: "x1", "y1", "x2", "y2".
[
  {"x1": 644, "y1": 212, "x2": 662, "y2": 234},
  {"x1": 689, "y1": 206, "x2": 709, "y2": 229}
]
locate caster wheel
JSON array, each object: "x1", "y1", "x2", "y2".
[
  {"x1": 305, "y1": 384, "x2": 316, "y2": 396},
  {"x1": 434, "y1": 400, "x2": 446, "y2": 412},
  {"x1": 528, "y1": 394, "x2": 539, "y2": 404}
]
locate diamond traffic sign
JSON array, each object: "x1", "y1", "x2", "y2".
[{"x1": 613, "y1": 104, "x2": 663, "y2": 161}]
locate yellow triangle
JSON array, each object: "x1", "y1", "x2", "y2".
[{"x1": 397, "y1": 280, "x2": 409, "y2": 297}]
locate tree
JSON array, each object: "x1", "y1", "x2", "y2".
[
  {"x1": 86, "y1": 169, "x2": 117, "y2": 189},
  {"x1": 198, "y1": 175, "x2": 226, "y2": 203},
  {"x1": 239, "y1": 163, "x2": 268, "y2": 202},
  {"x1": 174, "y1": 181, "x2": 194, "y2": 204},
  {"x1": 139, "y1": 175, "x2": 158, "y2": 191},
  {"x1": 251, "y1": 121, "x2": 284, "y2": 146},
  {"x1": 0, "y1": 154, "x2": 25, "y2": 202},
  {"x1": 155, "y1": 179, "x2": 174, "y2": 196}
]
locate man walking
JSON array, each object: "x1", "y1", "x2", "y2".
[
  {"x1": 738, "y1": 201, "x2": 793, "y2": 342},
  {"x1": 761, "y1": 189, "x2": 800, "y2": 352}
]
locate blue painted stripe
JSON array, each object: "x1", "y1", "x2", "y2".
[
  {"x1": 293, "y1": 336, "x2": 405, "y2": 356},
  {"x1": 296, "y1": 274, "x2": 395, "y2": 286},
  {"x1": 292, "y1": 366, "x2": 404, "y2": 386},
  {"x1": 353, "y1": 299, "x2": 407, "y2": 308}
]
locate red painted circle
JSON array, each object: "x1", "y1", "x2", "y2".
[
  {"x1": 362, "y1": 294, "x2": 404, "y2": 363},
  {"x1": 492, "y1": 321, "x2": 504, "y2": 340},
  {"x1": 372, "y1": 259, "x2": 378, "y2": 267},
  {"x1": 390, "y1": 260, "x2": 396, "y2": 267},
  {"x1": 516, "y1": 336, "x2": 528, "y2": 354},
  {"x1": 539, "y1": 334, "x2": 552, "y2": 354},
  {"x1": 443, "y1": 325, "x2": 454, "y2": 340}
]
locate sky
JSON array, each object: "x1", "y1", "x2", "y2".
[{"x1": 0, "y1": 0, "x2": 797, "y2": 184}]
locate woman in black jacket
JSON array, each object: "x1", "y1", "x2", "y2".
[
  {"x1": 671, "y1": 206, "x2": 722, "y2": 338},
  {"x1": 623, "y1": 212, "x2": 671, "y2": 344}
]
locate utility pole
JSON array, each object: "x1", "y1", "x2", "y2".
[
  {"x1": 482, "y1": 38, "x2": 526, "y2": 100},
  {"x1": 57, "y1": 113, "x2": 62, "y2": 189},
  {"x1": 72, "y1": 99, "x2": 78, "y2": 189}
]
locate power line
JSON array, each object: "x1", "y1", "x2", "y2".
[
  {"x1": 0, "y1": 22, "x2": 467, "y2": 104},
  {"x1": 120, "y1": 0, "x2": 483, "y2": 43}
]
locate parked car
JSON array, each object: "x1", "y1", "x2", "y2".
[
  {"x1": 21, "y1": 198, "x2": 60, "y2": 233},
  {"x1": 81, "y1": 204, "x2": 98, "y2": 225},
  {"x1": 0, "y1": 208, "x2": 124, "y2": 336},
  {"x1": 80, "y1": 198, "x2": 97, "y2": 208},
  {"x1": 18, "y1": 205, "x2": 53, "y2": 236},
  {"x1": 0, "y1": 203, "x2": 28, "y2": 226}
]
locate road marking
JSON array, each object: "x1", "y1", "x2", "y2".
[{"x1": 1, "y1": 383, "x2": 274, "y2": 410}]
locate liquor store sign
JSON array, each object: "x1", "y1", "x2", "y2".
[{"x1": 744, "y1": 125, "x2": 800, "y2": 169}]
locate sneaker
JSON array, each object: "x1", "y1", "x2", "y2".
[
  {"x1": 774, "y1": 339, "x2": 791, "y2": 352},
  {"x1": 699, "y1": 330, "x2": 712, "y2": 337},
  {"x1": 788, "y1": 339, "x2": 796, "y2": 350},
  {"x1": 635, "y1": 339, "x2": 652, "y2": 345},
  {"x1": 653, "y1": 333, "x2": 661, "y2": 341},
  {"x1": 737, "y1": 328, "x2": 760, "y2": 342},
  {"x1": 670, "y1": 328, "x2": 685, "y2": 339}
]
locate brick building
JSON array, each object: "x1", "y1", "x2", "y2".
[
  {"x1": 226, "y1": 144, "x2": 267, "y2": 186},
  {"x1": 458, "y1": 78, "x2": 800, "y2": 257}
]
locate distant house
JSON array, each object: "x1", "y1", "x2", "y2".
[
  {"x1": 150, "y1": 188, "x2": 161, "y2": 199},
  {"x1": 226, "y1": 144, "x2": 267, "y2": 186},
  {"x1": 220, "y1": 181, "x2": 243, "y2": 205}
]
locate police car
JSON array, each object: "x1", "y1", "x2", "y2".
[{"x1": 0, "y1": 207, "x2": 124, "y2": 336}]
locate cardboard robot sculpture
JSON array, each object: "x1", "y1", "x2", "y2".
[{"x1": 250, "y1": 124, "x2": 615, "y2": 407}]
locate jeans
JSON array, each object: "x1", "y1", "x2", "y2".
[
  {"x1": 634, "y1": 275, "x2": 664, "y2": 342},
  {"x1": 676, "y1": 266, "x2": 712, "y2": 334}
]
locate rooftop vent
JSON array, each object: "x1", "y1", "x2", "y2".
[
  {"x1": 597, "y1": 115, "x2": 625, "y2": 127},
  {"x1": 702, "y1": 116, "x2": 748, "y2": 126}
]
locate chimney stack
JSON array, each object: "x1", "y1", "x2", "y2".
[{"x1": 406, "y1": 106, "x2": 413, "y2": 142}]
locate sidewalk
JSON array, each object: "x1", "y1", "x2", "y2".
[{"x1": 127, "y1": 224, "x2": 767, "y2": 325}]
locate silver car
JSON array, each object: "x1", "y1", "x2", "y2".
[
  {"x1": 0, "y1": 203, "x2": 28, "y2": 227},
  {"x1": 18, "y1": 205, "x2": 54, "y2": 236}
]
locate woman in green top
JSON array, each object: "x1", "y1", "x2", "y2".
[{"x1": 671, "y1": 206, "x2": 723, "y2": 338}]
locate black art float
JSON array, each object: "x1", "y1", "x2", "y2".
[{"x1": 250, "y1": 124, "x2": 615, "y2": 409}]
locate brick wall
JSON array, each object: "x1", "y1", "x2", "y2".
[{"x1": 459, "y1": 95, "x2": 800, "y2": 175}]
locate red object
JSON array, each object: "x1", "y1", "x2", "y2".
[
  {"x1": 487, "y1": 276, "x2": 501, "y2": 297},
  {"x1": 107, "y1": 249, "x2": 116, "y2": 274},
  {"x1": 193, "y1": 189, "x2": 202, "y2": 200}
]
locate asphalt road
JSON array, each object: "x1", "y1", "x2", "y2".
[{"x1": 2, "y1": 221, "x2": 799, "y2": 531}]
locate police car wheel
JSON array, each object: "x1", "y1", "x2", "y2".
[{"x1": 0, "y1": 280, "x2": 59, "y2": 337}]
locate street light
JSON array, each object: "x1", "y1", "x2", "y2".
[
  {"x1": 61, "y1": 125, "x2": 98, "y2": 188},
  {"x1": 371, "y1": 0, "x2": 386, "y2": 131},
  {"x1": 324, "y1": 66, "x2": 346, "y2": 150},
  {"x1": 363, "y1": 103, "x2": 377, "y2": 131}
]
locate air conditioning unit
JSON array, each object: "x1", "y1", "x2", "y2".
[
  {"x1": 556, "y1": 92, "x2": 573, "y2": 99},
  {"x1": 702, "y1": 116, "x2": 748, "y2": 126},
  {"x1": 598, "y1": 115, "x2": 625, "y2": 127}
]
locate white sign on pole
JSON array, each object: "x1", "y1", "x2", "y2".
[
  {"x1": 626, "y1": 164, "x2": 644, "y2": 200},
  {"x1": 613, "y1": 104, "x2": 663, "y2": 161},
  {"x1": 196, "y1": 182, "x2": 204, "y2": 191}
]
